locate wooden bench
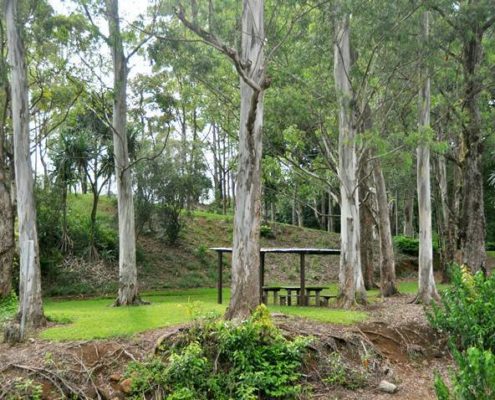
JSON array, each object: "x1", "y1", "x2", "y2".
[
  {"x1": 319, "y1": 294, "x2": 337, "y2": 307},
  {"x1": 262, "y1": 287, "x2": 282, "y2": 305},
  {"x1": 279, "y1": 293, "x2": 302, "y2": 306}
]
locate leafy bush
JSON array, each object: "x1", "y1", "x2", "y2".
[
  {"x1": 260, "y1": 224, "x2": 275, "y2": 239},
  {"x1": 125, "y1": 305, "x2": 311, "y2": 400},
  {"x1": 393, "y1": 235, "x2": 439, "y2": 256},
  {"x1": 429, "y1": 265, "x2": 495, "y2": 399},
  {"x1": 159, "y1": 204, "x2": 183, "y2": 245},
  {"x1": 0, "y1": 291, "x2": 18, "y2": 325},
  {"x1": 7, "y1": 377, "x2": 43, "y2": 400},
  {"x1": 434, "y1": 347, "x2": 495, "y2": 400},
  {"x1": 485, "y1": 242, "x2": 495, "y2": 251},
  {"x1": 393, "y1": 235, "x2": 419, "y2": 255},
  {"x1": 428, "y1": 265, "x2": 495, "y2": 352},
  {"x1": 323, "y1": 352, "x2": 367, "y2": 390}
]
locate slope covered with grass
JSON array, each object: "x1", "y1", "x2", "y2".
[{"x1": 42, "y1": 195, "x2": 341, "y2": 296}]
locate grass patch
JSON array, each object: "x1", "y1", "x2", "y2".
[
  {"x1": 41, "y1": 287, "x2": 368, "y2": 341},
  {"x1": 41, "y1": 289, "x2": 225, "y2": 341},
  {"x1": 41, "y1": 281, "x2": 446, "y2": 341}
]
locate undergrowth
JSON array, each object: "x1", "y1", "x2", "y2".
[
  {"x1": 124, "y1": 305, "x2": 311, "y2": 399},
  {"x1": 0, "y1": 292, "x2": 18, "y2": 325},
  {"x1": 429, "y1": 265, "x2": 495, "y2": 399}
]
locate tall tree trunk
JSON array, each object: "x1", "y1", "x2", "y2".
[
  {"x1": 225, "y1": 0, "x2": 266, "y2": 320},
  {"x1": 359, "y1": 152, "x2": 375, "y2": 290},
  {"x1": 436, "y1": 152, "x2": 453, "y2": 282},
  {"x1": 372, "y1": 158, "x2": 398, "y2": 296},
  {"x1": 5, "y1": 0, "x2": 45, "y2": 333},
  {"x1": 292, "y1": 186, "x2": 297, "y2": 225},
  {"x1": 403, "y1": 192, "x2": 414, "y2": 236},
  {"x1": 88, "y1": 186, "x2": 99, "y2": 260},
  {"x1": 0, "y1": 47, "x2": 14, "y2": 299},
  {"x1": 0, "y1": 158, "x2": 14, "y2": 298},
  {"x1": 296, "y1": 201, "x2": 303, "y2": 227},
  {"x1": 106, "y1": 0, "x2": 141, "y2": 306},
  {"x1": 333, "y1": 9, "x2": 366, "y2": 308},
  {"x1": 415, "y1": 11, "x2": 439, "y2": 304},
  {"x1": 458, "y1": 19, "x2": 486, "y2": 273},
  {"x1": 327, "y1": 193, "x2": 334, "y2": 232}
]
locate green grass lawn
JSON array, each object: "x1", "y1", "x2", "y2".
[{"x1": 39, "y1": 281, "x2": 447, "y2": 341}]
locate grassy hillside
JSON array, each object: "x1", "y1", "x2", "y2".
[
  {"x1": 43, "y1": 195, "x2": 341, "y2": 296},
  {"x1": 43, "y1": 195, "x2": 494, "y2": 297}
]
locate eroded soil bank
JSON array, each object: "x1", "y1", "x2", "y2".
[{"x1": 0, "y1": 295, "x2": 451, "y2": 399}]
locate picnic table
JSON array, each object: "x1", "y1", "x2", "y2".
[
  {"x1": 210, "y1": 247, "x2": 340, "y2": 306},
  {"x1": 278, "y1": 286, "x2": 328, "y2": 306},
  {"x1": 262, "y1": 286, "x2": 282, "y2": 305}
]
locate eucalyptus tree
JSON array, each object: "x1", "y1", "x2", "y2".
[
  {"x1": 176, "y1": 0, "x2": 269, "y2": 319},
  {"x1": 5, "y1": 0, "x2": 45, "y2": 334},
  {"x1": 333, "y1": 4, "x2": 366, "y2": 307},
  {"x1": 0, "y1": 16, "x2": 14, "y2": 299},
  {"x1": 79, "y1": 0, "x2": 153, "y2": 305},
  {"x1": 415, "y1": 10, "x2": 439, "y2": 304},
  {"x1": 427, "y1": 1, "x2": 494, "y2": 273}
]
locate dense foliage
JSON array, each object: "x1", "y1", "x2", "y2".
[
  {"x1": 429, "y1": 266, "x2": 495, "y2": 399},
  {"x1": 124, "y1": 306, "x2": 311, "y2": 399},
  {"x1": 428, "y1": 266, "x2": 495, "y2": 351},
  {"x1": 434, "y1": 347, "x2": 495, "y2": 400}
]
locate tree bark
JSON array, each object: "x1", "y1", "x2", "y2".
[
  {"x1": 372, "y1": 158, "x2": 398, "y2": 297},
  {"x1": 106, "y1": 0, "x2": 141, "y2": 306},
  {"x1": 5, "y1": 0, "x2": 45, "y2": 333},
  {"x1": 458, "y1": 18, "x2": 486, "y2": 273},
  {"x1": 0, "y1": 46, "x2": 14, "y2": 299},
  {"x1": 0, "y1": 157, "x2": 14, "y2": 298},
  {"x1": 415, "y1": 11, "x2": 439, "y2": 304},
  {"x1": 225, "y1": 0, "x2": 266, "y2": 320},
  {"x1": 403, "y1": 193, "x2": 414, "y2": 237},
  {"x1": 333, "y1": 9, "x2": 366, "y2": 308},
  {"x1": 327, "y1": 193, "x2": 334, "y2": 232},
  {"x1": 359, "y1": 153, "x2": 375, "y2": 290},
  {"x1": 435, "y1": 151, "x2": 454, "y2": 282}
]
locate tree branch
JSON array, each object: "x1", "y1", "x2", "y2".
[{"x1": 175, "y1": 4, "x2": 264, "y2": 92}]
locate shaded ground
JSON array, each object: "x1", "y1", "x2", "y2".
[{"x1": 0, "y1": 294, "x2": 452, "y2": 399}]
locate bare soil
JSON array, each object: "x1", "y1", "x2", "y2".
[{"x1": 0, "y1": 295, "x2": 452, "y2": 399}]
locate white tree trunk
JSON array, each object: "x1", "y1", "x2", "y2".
[
  {"x1": 333, "y1": 10, "x2": 366, "y2": 308},
  {"x1": 106, "y1": 0, "x2": 140, "y2": 306},
  {"x1": 226, "y1": 0, "x2": 265, "y2": 320},
  {"x1": 416, "y1": 11, "x2": 439, "y2": 304},
  {"x1": 5, "y1": 0, "x2": 45, "y2": 333}
]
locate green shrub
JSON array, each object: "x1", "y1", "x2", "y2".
[
  {"x1": 195, "y1": 244, "x2": 209, "y2": 265},
  {"x1": 8, "y1": 377, "x2": 43, "y2": 400},
  {"x1": 260, "y1": 224, "x2": 275, "y2": 239},
  {"x1": 393, "y1": 235, "x2": 419, "y2": 255},
  {"x1": 393, "y1": 235, "x2": 439, "y2": 255},
  {"x1": 159, "y1": 204, "x2": 183, "y2": 245},
  {"x1": 435, "y1": 347, "x2": 495, "y2": 400},
  {"x1": 125, "y1": 305, "x2": 311, "y2": 399},
  {"x1": 0, "y1": 291, "x2": 18, "y2": 325},
  {"x1": 323, "y1": 352, "x2": 367, "y2": 390},
  {"x1": 485, "y1": 242, "x2": 495, "y2": 251},
  {"x1": 428, "y1": 265, "x2": 495, "y2": 352}
]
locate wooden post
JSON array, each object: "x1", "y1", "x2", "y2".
[
  {"x1": 260, "y1": 252, "x2": 265, "y2": 304},
  {"x1": 300, "y1": 253, "x2": 306, "y2": 306},
  {"x1": 217, "y1": 251, "x2": 223, "y2": 304}
]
